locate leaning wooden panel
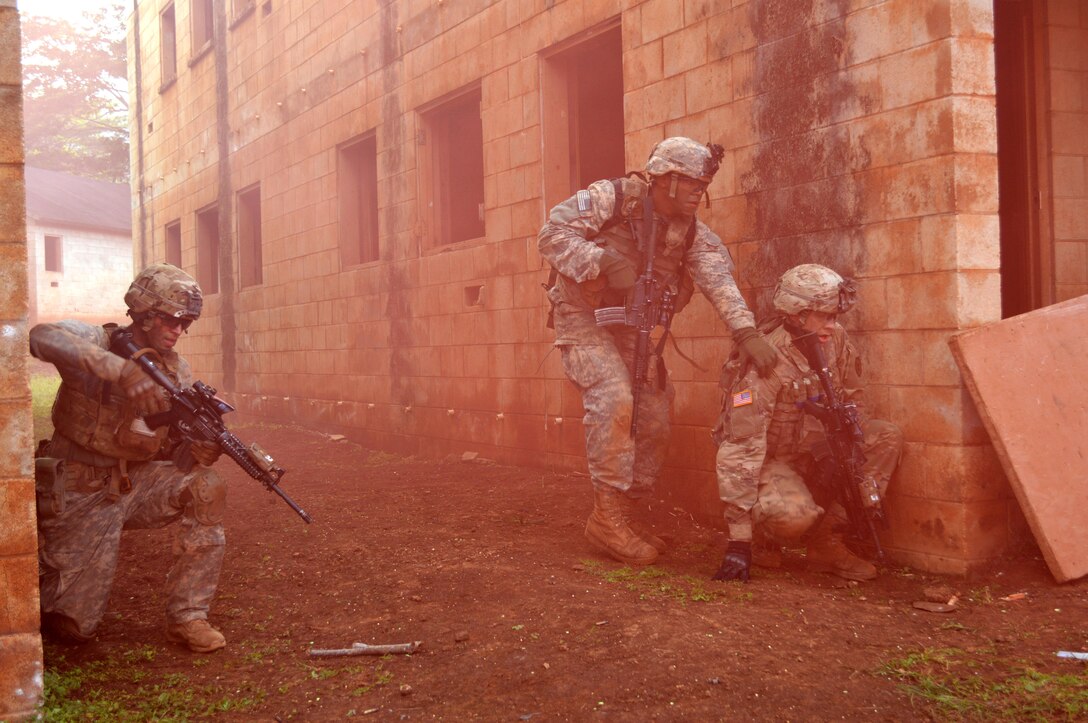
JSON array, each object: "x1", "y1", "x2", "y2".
[{"x1": 949, "y1": 294, "x2": 1088, "y2": 583}]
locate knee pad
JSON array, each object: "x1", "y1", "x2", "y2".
[{"x1": 186, "y1": 469, "x2": 226, "y2": 525}]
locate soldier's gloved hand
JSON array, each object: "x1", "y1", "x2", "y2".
[
  {"x1": 598, "y1": 248, "x2": 638, "y2": 291},
  {"x1": 119, "y1": 360, "x2": 169, "y2": 417},
  {"x1": 733, "y1": 326, "x2": 777, "y2": 378},
  {"x1": 712, "y1": 540, "x2": 752, "y2": 582},
  {"x1": 190, "y1": 439, "x2": 222, "y2": 467}
]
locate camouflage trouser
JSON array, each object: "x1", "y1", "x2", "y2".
[
  {"x1": 558, "y1": 330, "x2": 673, "y2": 496},
  {"x1": 717, "y1": 419, "x2": 902, "y2": 543},
  {"x1": 37, "y1": 460, "x2": 226, "y2": 638}
]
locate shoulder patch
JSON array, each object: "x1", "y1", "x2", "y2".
[
  {"x1": 732, "y1": 389, "x2": 753, "y2": 408},
  {"x1": 576, "y1": 189, "x2": 593, "y2": 216}
]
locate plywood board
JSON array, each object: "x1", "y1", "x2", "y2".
[{"x1": 949, "y1": 294, "x2": 1088, "y2": 582}]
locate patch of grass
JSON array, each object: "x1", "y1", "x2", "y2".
[
  {"x1": 968, "y1": 586, "x2": 994, "y2": 605},
  {"x1": 579, "y1": 560, "x2": 729, "y2": 604},
  {"x1": 30, "y1": 372, "x2": 61, "y2": 441},
  {"x1": 877, "y1": 646, "x2": 1088, "y2": 720},
  {"x1": 42, "y1": 647, "x2": 266, "y2": 721},
  {"x1": 351, "y1": 664, "x2": 394, "y2": 697}
]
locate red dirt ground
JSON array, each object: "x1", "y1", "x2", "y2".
[{"x1": 44, "y1": 424, "x2": 1088, "y2": 720}]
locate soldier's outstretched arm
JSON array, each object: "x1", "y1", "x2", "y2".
[
  {"x1": 683, "y1": 223, "x2": 756, "y2": 332},
  {"x1": 29, "y1": 320, "x2": 126, "y2": 383}
]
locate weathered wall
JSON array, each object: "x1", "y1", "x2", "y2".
[
  {"x1": 1048, "y1": 0, "x2": 1088, "y2": 303},
  {"x1": 0, "y1": 0, "x2": 44, "y2": 717},
  {"x1": 131, "y1": 0, "x2": 1022, "y2": 574},
  {"x1": 26, "y1": 223, "x2": 133, "y2": 325}
]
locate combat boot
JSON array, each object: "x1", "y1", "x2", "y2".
[
  {"x1": 41, "y1": 612, "x2": 93, "y2": 645},
  {"x1": 805, "y1": 520, "x2": 877, "y2": 581},
  {"x1": 585, "y1": 487, "x2": 659, "y2": 566},
  {"x1": 166, "y1": 619, "x2": 227, "y2": 653},
  {"x1": 621, "y1": 497, "x2": 668, "y2": 554}
]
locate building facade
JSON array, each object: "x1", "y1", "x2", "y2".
[{"x1": 128, "y1": 0, "x2": 1087, "y2": 574}]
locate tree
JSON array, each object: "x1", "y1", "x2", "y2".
[{"x1": 21, "y1": 2, "x2": 130, "y2": 183}]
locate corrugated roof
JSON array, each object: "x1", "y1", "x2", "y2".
[{"x1": 25, "y1": 167, "x2": 133, "y2": 234}]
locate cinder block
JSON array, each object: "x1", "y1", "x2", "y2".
[
  {"x1": 1055, "y1": 241, "x2": 1088, "y2": 285},
  {"x1": 640, "y1": 0, "x2": 685, "y2": 44},
  {"x1": 0, "y1": 8, "x2": 20, "y2": 88},
  {"x1": 923, "y1": 443, "x2": 1010, "y2": 504},
  {"x1": 0, "y1": 632, "x2": 43, "y2": 718},
  {"x1": 1054, "y1": 198, "x2": 1088, "y2": 241},
  {"x1": 950, "y1": 213, "x2": 1000, "y2": 271},
  {"x1": 707, "y1": 7, "x2": 755, "y2": 61},
  {"x1": 0, "y1": 399, "x2": 32, "y2": 479},
  {"x1": 921, "y1": 329, "x2": 965, "y2": 387},
  {"x1": 880, "y1": 41, "x2": 951, "y2": 111},
  {"x1": 684, "y1": 60, "x2": 732, "y2": 114},
  {"x1": 859, "y1": 329, "x2": 926, "y2": 386},
  {"x1": 950, "y1": 0, "x2": 994, "y2": 39},
  {"x1": 624, "y1": 38, "x2": 663, "y2": 89},
  {"x1": 663, "y1": 22, "x2": 707, "y2": 78},
  {"x1": 884, "y1": 494, "x2": 965, "y2": 558},
  {"x1": 1052, "y1": 156, "x2": 1087, "y2": 198},
  {"x1": 0, "y1": 479, "x2": 35, "y2": 556},
  {"x1": 963, "y1": 498, "x2": 1018, "y2": 561}
]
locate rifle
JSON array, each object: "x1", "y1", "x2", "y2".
[
  {"x1": 793, "y1": 332, "x2": 885, "y2": 563},
  {"x1": 109, "y1": 327, "x2": 313, "y2": 524},
  {"x1": 593, "y1": 193, "x2": 675, "y2": 438}
]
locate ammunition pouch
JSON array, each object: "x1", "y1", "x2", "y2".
[{"x1": 34, "y1": 457, "x2": 66, "y2": 520}]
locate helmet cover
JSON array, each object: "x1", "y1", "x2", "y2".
[
  {"x1": 772, "y1": 264, "x2": 857, "y2": 316},
  {"x1": 124, "y1": 263, "x2": 203, "y2": 320}
]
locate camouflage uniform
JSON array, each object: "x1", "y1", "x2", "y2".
[
  {"x1": 540, "y1": 155, "x2": 756, "y2": 497},
  {"x1": 713, "y1": 321, "x2": 902, "y2": 544},
  {"x1": 31, "y1": 265, "x2": 225, "y2": 643}
]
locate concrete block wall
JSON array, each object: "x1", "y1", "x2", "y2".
[
  {"x1": 1048, "y1": 0, "x2": 1088, "y2": 303},
  {"x1": 131, "y1": 0, "x2": 1015, "y2": 574},
  {"x1": 1, "y1": 0, "x2": 43, "y2": 717}
]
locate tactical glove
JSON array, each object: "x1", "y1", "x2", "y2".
[
  {"x1": 712, "y1": 540, "x2": 752, "y2": 582},
  {"x1": 190, "y1": 439, "x2": 222, "y2": 467},
  {"x1": 597, "y1": 248, "x2": 638, "y2": 291},
  {"x1": 733, "y1": 326, "x2": 777, "y2": 378},
  {"x1": 119, "y1": 360, "x2": 170, "y2": 417}
]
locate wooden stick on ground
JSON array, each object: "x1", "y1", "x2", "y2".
[{"x1": 308, "y1": 641, "x2": 421, "y2": 658}]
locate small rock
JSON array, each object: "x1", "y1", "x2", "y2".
[
  {"x1": 329, "y1": 434, "x2": 346, "y2": 442},
  {"x1": 913, "y1": 600, "x2": 957, "y2": 613},
  {"x1": 409, "y1": 594, "x2": 423, "y2": 602},
  {"x1": 461, "y1": 452, "x2": 479, "y2": 462},
  {"x1": 454, "y1": 630, "x2": 470, "y2": 642},
  {"x1": 399, "y1": 684, "x2": 412, "y2": 696}
]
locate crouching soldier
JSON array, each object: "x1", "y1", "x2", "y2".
[
  {"x1": 31, "y1": 263, "x2": 229, "y2": 652},
  {"x1": 712, "y1": 264, "x2": 903, "y2": 582}
]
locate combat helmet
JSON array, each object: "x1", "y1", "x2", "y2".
[
  {"x1": 124, "y1": 263, "x2": 203, "y2": 320},
  {"x1": 772, "y1": 264, "x2": 857, "y2": 316},
  {"x1": 644, "y1": 137, "x2": 725, "y2": 180}
]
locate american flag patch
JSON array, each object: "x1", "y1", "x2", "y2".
[
  {"x1": 576, "y1": 189, "x2": 592, "y2": 214},
  {"x1": 732, "y1": 389, "x2": 753, "y2": 407}
]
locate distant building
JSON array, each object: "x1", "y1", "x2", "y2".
[{"x1": 25, "y1": 166, "x2": 133, "y2": 324}]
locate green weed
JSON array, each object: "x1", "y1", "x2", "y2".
[
  {"x1": 41, "y1": 648, "x2": 265, "y2": 721},
  {"x1": 578, "y1": 561, "x2": 726, "y2": 604},
  {"x1": 877, "y1": 646, "x2": 1088, "y2": 720}
]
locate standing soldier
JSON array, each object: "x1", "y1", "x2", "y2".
[
  {"x1": 539, "y1": 137, "x2": 777, "y2": 566},
  {"x1": 712, "y1": 264, "x2": 903, "y2": 582},
  {"x1": 31, "y1": 263, "x2": 229, "y2": 652}
]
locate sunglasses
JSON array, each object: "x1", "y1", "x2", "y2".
[{"x1": 153, "y1": 312, "x2": 193, "y2": 331}]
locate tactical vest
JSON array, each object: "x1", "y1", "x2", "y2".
[
  {"x1": 550, "y1": 177, "x2": 698, "y2": 313},
  {"x1": 50, "y1": 325, "x2": 171, "y2": 462}
]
